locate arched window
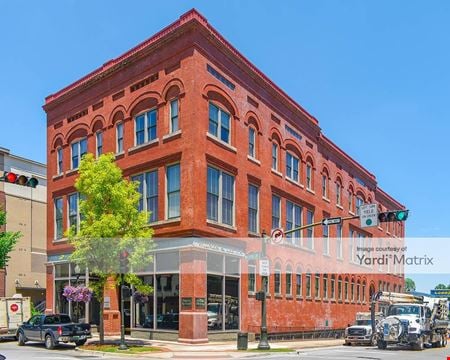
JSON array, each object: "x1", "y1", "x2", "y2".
[
  {"x1": 323, "y1": 274, "x2": 329, "y2": 299},
  {"x1": 274, "y1": 262, "x2": 282, "y2": 295},
  {"x1": 344, "y1": 277, "x2": 349, "y2": 301},
  {"x1": 296, "y1": 267, "x2": 302, "y2": 298},
  {"x1": 348, "y1": 186, "x2": 354, "y2": 213},
  {"x1": 305, "y1": 271, "x2": 312, "y2": 298},
  {"x1": 209, "y1": 102, "x2": 231, "y2": 144},
  {"x1": 286, "y1": 265, "x2": 292, "y2": 296},
  {"x1": 70, "y1": 137, "x2": 87, "y2": 170},
  {"x1": 56, "y1": 147, "x2": 63, "y2": 175},
  {"x1": 314, "y1": 273, "x2": 321, "y2": 300},
  {"x1": 96, "y1": 131, "x2": 103, "y2": 157},
  {"x1": 351, "y1": 278, "x2": 355, "y2": 302},
  {"x1": 337, "y1": 276, "x2": 343, "y2": 301},
  {"x1": 322, "y1": 168, "x2": 329, "y2": 199},
  {"x1": 356, "y1": 194, "x2": 365, "y2": 215},
  {"x1": 306, "y1": 158, "x2": 313, "y2": 190},
  {"x1": 357, "y1": 280, "x2": 361, "y2": 302},
  {"x1": 330, "y1": 275, "x2": 336, "y2": 299},
  {"x1": 248, "y1": 126, "x2": 257, "y2": 159},
  {"x1": 271, "y1": 141, "x2": 279, "y2": 171},
  {"x1": 336, "y1": 178, "x2": 342, "y2": 206}
]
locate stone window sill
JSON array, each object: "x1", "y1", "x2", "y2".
[
  {"x1": 271, "y1": 168, "x2": 283, "y2": 178},
  {"x1": 206, "y1": 219, "x2": 237, "y2": 232},
  {"x1": 53, "y1": 238, "x2": 68, "y2": 244},
  {"x1": 247, "y1": 155, "x2": 261, "y2": 166},
  {"x1": 306, "y1": 188, "x2": 315, "y2": 195},
  {"x1": 162, "y1": 130, "x2": 182, "y2": 142},
  {"x1": 115, "y1": 151, "x2": 125, "y2": 159},
  {"x1": 286, "y1": 177, "x2": 304, "y2": 188},
  {"x1": 336, "y1": 204, "x2": 344, "y2": 210},
  {"x1": 128, "y1": 138, "x2": 159, "y2": 154},
  {"x1": 206, "y1": 133, "x2": 237, "y2": 153},
  {"x1": 66, "y1": 169, "x2": 78, "y2": 176},
  {"x1": 322, "y1": 196, "x2": 330, "y2": 203},
  {"x1": 145, "y1": 218, "x2": 181, "y2": 227},
  {"x1": 52, "y1": 174, "x2": 64, "y2": 180}
]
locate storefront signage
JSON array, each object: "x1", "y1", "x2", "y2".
[
  {"x1": 181, "y1": 297, "x2": 193, "y2": 309},
  {"x1": 195, "y1": 297, "x2": 206, "y2": 309},
  {"x1": 192, "y1": 240, "x2": 245, "y2": 257}
]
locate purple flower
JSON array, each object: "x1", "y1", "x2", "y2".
[
  {"x1": 62, "y1": 285, "x2": 93, "y2": 303},
  {"x1": 133, "y1": 291, "x2": 149, "y2": 304}
]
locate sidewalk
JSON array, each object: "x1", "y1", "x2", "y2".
[{"x1": 80, "y1": 335, "x2": 344, "y2": 358}]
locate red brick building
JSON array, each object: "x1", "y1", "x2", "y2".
[{"x1": 44, "y1": 9, "x2": 405, "y2": 342}]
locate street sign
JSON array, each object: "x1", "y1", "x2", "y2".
[
  {"x1": 321, "y1": 217, "x2": 341, "y2": 226},
  {"x1": 271, "y1": 228, "x2": 284, "y2": 244},
  {"x1": 259, "y1": 259, "x2": 270, "y2": 277},
  {"x1": 246, "y1": 251, "x2": 260, "y2": 261},
  {"x1": 360, "y1": 204, "x2": 378, "y2": 228}
]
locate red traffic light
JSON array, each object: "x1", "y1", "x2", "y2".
[
  {"x1": 0, "y1": 172, "x2": 39, "y2": 188},
  {"x1": 5, "y1": 172, "x2": 17, "y2": 183}
]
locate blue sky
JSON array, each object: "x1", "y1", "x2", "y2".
[{"x1": 1, "y1": 1, "x2": 448, "y2": 291}]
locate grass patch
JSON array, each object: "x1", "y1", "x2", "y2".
[
  {"x1": 81, "y1": 344, "x2": 163, "y2": 354},
  {"x1": 246, "y1": 347, "x2": 294, "y2": 352}
]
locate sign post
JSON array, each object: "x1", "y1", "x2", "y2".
[{"x1": 360, "y1": 204, "x2": 378, "y2": 228}]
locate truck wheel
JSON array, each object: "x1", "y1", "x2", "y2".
[
  {"x1": 45, "y1": 334, "x2": 55, "y2": 350},
  {"x1": 377, "y1": 340, "x2": 387, "y2": 350},
  {"x1": 75, "y1": 339, "x2": 87, "y2": 347},
  {"x1": 413, "y1": 336, "x2": 424, "y2": 351},
  {"x1": 17, "y1": 331, "x2": 26, "y2": 346}
]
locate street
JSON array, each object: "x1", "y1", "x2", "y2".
[{"x1": 0, "y1": 342, "x2": 450, "y2": 360}]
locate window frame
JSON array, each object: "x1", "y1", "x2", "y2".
[
  {"x1": 306, "y1": 162, "x2": 313, "y2": 190},
  {"x1": 70, "y1": 138, "x2": 87, "y2": 170},
  {"x1": 286, "y1": 267, "x2": 292, "y2": 296},
  {"x1": 206, "y1": 165, "x2": 235, "y2": 226},
  {"x1": 56, "y1": 147, "x2": 63, "y2": 175},
  {"x1": 248, "y1": 263, "x2": 256, "y2": 293},
  {"x1": 208, "y1": 102, "x2": 231, "y2": 144},
  {"x1": 274, "y1": 263, "x2": 282, "y2": 295},
  {"x1": 54, "y1": 197, "x2": 63, "y2": 240},
  {"x1": 67, "y1": 192, "x2": 80, "y2": 233},
  {"x1": 271, "y1": 194, "x2": 281, "y2": 230},
  {"x1": 166, "y1": 163, "x2": 181, "y2": 219},
  {"x1": 248, "y1": 183, "x2": 259, "y2": 234},
  {"x1": 295, "y1": 269, "x2": 302, "y2": 298},
  {"x1": 134, "y1": 108, "x2": 158, "y2": 146},
  {"x1": 96, "y1": 131, "x2": 103, "y2": 157},
  {"x1": 169, "y1": 98, "x2": 179, "y2": 133},
  {"x1": 248, "y1": 126, "x2": 256, "y2": 158},
  {"x1": 116, "y1": 122, "x2": 124, "y2": 153},
  {"x1": 131, "y1": 169, "x2": 159, "y2": 223},
  {"x1": 271, "y1": 142, "x2": 279, "y2": 171},
  {"x1": 286, "y1": 200, "x2": 302, "y2": 245},
  {"x1": 285, "y1": 151, "x2": 300, "y2": 183}
]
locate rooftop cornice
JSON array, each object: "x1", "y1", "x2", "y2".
[{"x1": 43, "y1": 8, "x2": 318, "y2": 130}]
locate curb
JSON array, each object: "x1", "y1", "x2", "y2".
[{"x1": 76, "y1": 347, "x2": 172, "y2": 358}]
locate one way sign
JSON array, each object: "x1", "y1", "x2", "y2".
[{"x1": 321, "y1": 217, "x2": 341, "y2": 226}]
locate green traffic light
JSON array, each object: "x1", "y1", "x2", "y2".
[{"x1": 396, "y1": 211, "x2": 408, "y2": 221}]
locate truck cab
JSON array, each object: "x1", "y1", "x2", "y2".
[{"x1": 345, "y1": 312, "x2": 382, "y2": 346}]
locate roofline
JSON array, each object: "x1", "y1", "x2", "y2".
[
  {"x1": 319, "y1": 134, "x2": 376, "y2": 183},
  {"x1": 43, "y1": 9, "x2": 318, "y2": 128},
  {"x1": 376, "y1": 186, "x2": 405, "y2": 209},
  {"x1": 0, "y1": 146, "x2": 46, "y2": 169}
]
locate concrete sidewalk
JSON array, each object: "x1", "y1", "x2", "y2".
[{"x1": 81, "y1": 335, "x2": 344, "y2": 358}]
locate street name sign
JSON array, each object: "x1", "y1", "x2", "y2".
[
  {"x1": 259, "y1": 259, "x2": 270, "y2": 277},
  {"x1": 360, "y1": 204, "x2": 378, "y2": 228},
  {"x1": 321, "y1": 217, "x2": 341, "y2": 226}
]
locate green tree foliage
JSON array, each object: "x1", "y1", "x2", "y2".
[
  {"x1": 405, "y1": 278, "x2": 416, "y2": 292},
  {"x1": 0, "y1": 210, "x2": 21, "y2": 269},
  {"x1": 435, "y1": 283, "x2": 450, "y2": 290},
  {"x1": 68, "y1": 153, "x2": 154, "y2": 343}
]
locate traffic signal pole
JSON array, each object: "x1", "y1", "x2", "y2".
[{"x1": 284, "y1": 214, "x2": 360, "y2": 235}]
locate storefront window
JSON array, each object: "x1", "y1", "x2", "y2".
[
  {"x1": 156, "y1": 274, "x2": 179, "y2": 330},
  {"x1": 207, "y1": 253, "x2": 240, "y2": 332}
]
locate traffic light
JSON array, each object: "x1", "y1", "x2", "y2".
[
  {"x1": 378, "y1": 210, "x2": 409, "y2": 222},
  {"x1": 119, "y1": 250, "x2": 129, "y2": 274},
  {"x1": 0, "y1": 172, "x2": 39, "y2": 188}
]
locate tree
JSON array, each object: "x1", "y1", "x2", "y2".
[
  {"x1": 405, "y1": 278, "x2": 416, "y2": 292},
  {"x1": 68, "y1": 153, "x2": 154, "y2": 344},
  {"x1": 435, "y1": 283, "x2": 450, "y2": 290},
  {"x1": 0, "y1": 209, "x2": 21, "y2": 269}
]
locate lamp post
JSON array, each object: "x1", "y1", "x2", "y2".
[
  {"x1": 73, "y1": 264, "x2": 81, "y2": 323},
  {"x1": 257, "y1": 230, "x2": 270, "y2": 350},
  {"x1": 119, "y1": 251, "x2": 129, "y2": 351}
]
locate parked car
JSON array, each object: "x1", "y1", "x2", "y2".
[{"x1": 16, "y1": 314, "x2": 91, "y2": 349}]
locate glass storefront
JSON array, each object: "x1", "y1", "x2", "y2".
[{"x1": 53, "y1": 262, "x2": 100, "y2": 325}]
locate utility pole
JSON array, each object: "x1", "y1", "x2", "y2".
[{"x1": 257, "y1": 230, "x2": 270, "y2": 350}]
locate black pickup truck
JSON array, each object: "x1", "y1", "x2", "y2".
[{"x1": 16, "y1": 314, "x2": 91, "y2": 349}]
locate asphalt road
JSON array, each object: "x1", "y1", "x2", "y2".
[
  {"x1": 0, "y1": 342, "x2": 449, "y2": 360},
  {"x1": 256, "y1": 345, "x2": 450, "y2": 360}
]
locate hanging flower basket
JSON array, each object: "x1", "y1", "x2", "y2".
[
  {"x1": 133, "y1": 291, "x2": 149, "y2": 304},
  {"x1": 62, "y1": 285, "x2": 93, "y2": 303}
]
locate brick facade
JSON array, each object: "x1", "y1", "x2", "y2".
[{"x1": 44, "y1": 9, "x2": 405, "y2": 341}]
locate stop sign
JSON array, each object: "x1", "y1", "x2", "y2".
[{"x1": 10, "y1": 304, "x2": 18, "y2": 312}]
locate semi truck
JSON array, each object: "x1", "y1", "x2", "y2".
[{"x1": 371, "y1": 291, "x2": 449, "y2": 351}]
